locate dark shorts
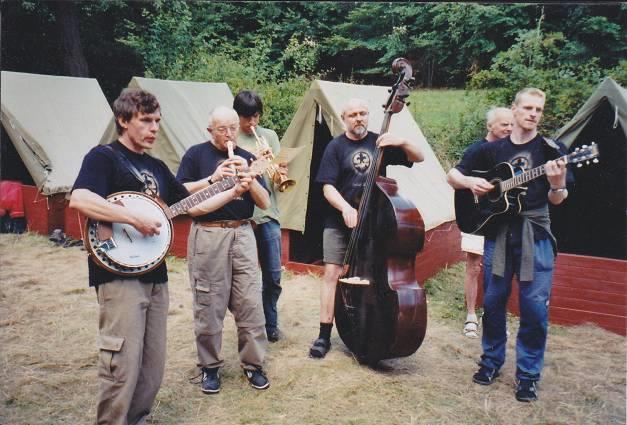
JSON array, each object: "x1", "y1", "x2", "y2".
[{"x1": 323, "y1": 227, "x2": 349, "y2": 265}]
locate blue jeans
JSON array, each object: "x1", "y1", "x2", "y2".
[
  {"x1": 254, "y1": 219, "x2": 282, "y2": 332},
  {"x1": 479, "y1": 237, "x2": 554, "y2": 381}
]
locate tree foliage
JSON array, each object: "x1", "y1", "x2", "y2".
[{"x1": 2, "y1": 1, "x2": 624, "y2": 156}]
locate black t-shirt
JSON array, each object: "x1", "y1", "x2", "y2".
[
  {"x1": 454, "y1": 138, "x2": 488, "y2": 176},
  {"x1": 315, "y1": 131, "x2": 412, "y2": 229},
  {"x1": 72, "y1": 141, "x2": 190, "y2": 287},
  {"x1": 176, "y1": 141, "x2": 269, "y2": 221},
  {"x1": 455, "y1": 134, "x2": 570, "y2": 240}
]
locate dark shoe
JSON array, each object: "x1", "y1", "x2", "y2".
[
  {"x1": 515, "y1": 379, "x2": 538, "y2": 402},
  {"x1": 309, "y1": 338, "x2": 331, "y2": 359},
  {"x1": 472, "y1": 365, "x2": 500, "y2": 385},
  {"x1": 244, "y1": 366, "x2": 270, "y2": 390},
  {"x1": 267, "y1": 328, "x2": 282, "y2": 343},
  {"x1": 201, "y1": 367, "x2": 220, "y2": 394}
]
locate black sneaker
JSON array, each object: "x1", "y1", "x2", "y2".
[
  {"x1": 244, "y1": 367, "x2": 270, "y2": 390},
  {"x1": 515, "y1": 379, "x2": 538, "y2": 402},
  {"x1": 472, "y1": 365, "x2": 500, "y2": 385},
  {"x1": 201, "y1": 367, "x2": 220, "y2": 394},
  {"x1": 309, "y1": 338, "x2": 331, "y2": 359},
  {"x1": 267, "y1": 328, "x2": 282, "y2": 343}
]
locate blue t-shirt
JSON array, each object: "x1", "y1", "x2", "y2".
[
  {"x1": 176, "y1": 141, "x2": 269, "y2": 221},
  {"x1": 455, "y1": 134, "x2": 571, "y2": 240},
  {"x1": 315, "y1": 131, "x2": 412, "y2": 229},
  {"x1": 72, "y1": 141, "x2": 190, "y2": 287}
]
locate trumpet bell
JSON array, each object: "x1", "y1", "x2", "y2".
[{"x1": 277, "y1": 178, "x2": 296, "y2": 192}]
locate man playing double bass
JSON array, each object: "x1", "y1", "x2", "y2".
[{"x1": 309, "y1": 97, "x2": 424, "y2": 359}]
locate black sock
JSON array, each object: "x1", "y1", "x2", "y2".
[{"x1": 319, "y1": 322, "x2": 332, "y2": 341}]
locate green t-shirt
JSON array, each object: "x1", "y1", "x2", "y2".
[{"x1": 236, "y1": 125, "x2": 281, "y2": 224}]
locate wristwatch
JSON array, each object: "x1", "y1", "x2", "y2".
[{"x1": 550, "y1": 187, "x2": 567, "y2": 193}]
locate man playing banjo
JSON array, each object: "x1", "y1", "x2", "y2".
[{"x1": 70, "y1": 89, "x2": 255, "y2": 424}]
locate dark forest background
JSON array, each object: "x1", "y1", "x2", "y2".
[{"x1": 2, "y1": 1, "x2": 625, "y2": 154}]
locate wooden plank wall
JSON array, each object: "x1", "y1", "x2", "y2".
[{"x1": 478, "y1": 254, "x2": 626, "y2": 336}]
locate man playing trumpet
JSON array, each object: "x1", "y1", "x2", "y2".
[
  {"x1": 176, "y1": 105, "x2": 271, "y2": 393},
  {"x1": 234, "y1": 90, "x2": 288, "y2": 343}
]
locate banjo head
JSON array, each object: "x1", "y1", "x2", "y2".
[{"x1": 86, "y1": 192, "x2": 173, "y2": 276}]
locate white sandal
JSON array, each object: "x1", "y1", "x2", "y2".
[{"x1": 463, "y1": 320, "x2": 479, "y2": 338}]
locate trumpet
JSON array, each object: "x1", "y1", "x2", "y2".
[{"x1": 251, "y1": 126, "x2": 296, "y2": 192}]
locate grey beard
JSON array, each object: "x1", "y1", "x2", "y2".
[{"x1": 352, "y1": 125, "x2": 367, "y2": 138}]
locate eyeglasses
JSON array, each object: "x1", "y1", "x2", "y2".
[{"x1": 214, "y1": 125, "x2": 238, "y2": 134}]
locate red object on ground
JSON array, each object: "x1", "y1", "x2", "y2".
[{"x1": 0, "y1": 180, "x2": 25, "y2": 218}]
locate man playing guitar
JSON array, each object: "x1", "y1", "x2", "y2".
[
  {"x1": 70, "y1": 89, "x2": 253, "y2": 424},
  {"x1": 448, "y1": 88, "x2": 571, "y2": 402}
]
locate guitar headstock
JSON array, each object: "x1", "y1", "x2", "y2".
[{"x1": 568, "y1": 142, "x2": 600, "y2": 168}]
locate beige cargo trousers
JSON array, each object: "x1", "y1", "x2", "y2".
[
  {"x1": 187, "y1": 222, "x2": 267, "y2": 370},
  {"x1": 95, "y1": 279, "x2": 168, "y2": 425}
]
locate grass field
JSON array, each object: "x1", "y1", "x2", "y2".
[
  {"x1": 408, "y1": 89, "x2": 470, "y2": 169},
  {"x1": 1, "y1": 233, "x2": 625, "y2": 425}
]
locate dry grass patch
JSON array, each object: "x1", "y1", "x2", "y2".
[{"x1": 0, "y1": 233, "x2": 624, "y2": 424}]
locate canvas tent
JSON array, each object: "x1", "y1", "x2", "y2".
[
  {"x1": 99, "y1": 77, "x2": 233, "y2": 172},
  {"x1": 1, "y1": 71, "x2": 113, "y2": 195},
  {"x1": 550, "y1": 77, "x2": 626, "y2": 260},
  {"x1": 278, "y1": 80, "x2": 455, "y2": 265}
]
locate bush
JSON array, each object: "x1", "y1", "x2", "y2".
[{"x1": 446, "y1": 27, "x2": 612, "y2": 163}]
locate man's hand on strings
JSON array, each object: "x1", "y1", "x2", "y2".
[{"x1": 342, "y1": 205, "x2": 358, "y2": 229}]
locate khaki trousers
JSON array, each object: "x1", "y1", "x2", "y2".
[
  {"x1": 95, "y1": 279, "x2": 168, "y2": 425},
  {"x1": 187, "y1": 222, "x2": 267, "y2": 369}
]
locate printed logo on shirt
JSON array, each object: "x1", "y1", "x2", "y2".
[
  {"x1": 140, "y1": 170, "x2": 159, "y2": 196},
  {"x1": 352, "y1": 150, "x2": 371, "y2": 173},
  {"x1": 510, "y1": 154, "x2": 531, "y2": 173}
]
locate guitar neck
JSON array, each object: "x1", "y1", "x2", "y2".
[
  {"x1": 166, "y1": 176, "x2": 237, "y2": 219},
  {"x1": 500, "y1": 154, "x2": 568, "y2": 191}
]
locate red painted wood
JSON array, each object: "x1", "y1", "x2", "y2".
[
  {"x1": 64, "y1": 207, "x2": 85, "y2": 240},
  {"x1": 170, "y1": 215, "x2": 192, "y2": 258},
  {"x1": 475, "y1": 254, "x2": 627, "y2": 336},
  {"x1": 551, "y1": 276, "x2": 626, "y2": 295},
  {"x1": 281, "y1": 229, "x2": 291, "y2": 265},
  {"x1": 285, "y1": 261, "x2": 324, "y2": 276},
  {"x1": 551, "y1": 285, "x2": 627, "y2": 306},
  {"x1": 22, "y1": 185, "x2": 50, "y2": 235}
]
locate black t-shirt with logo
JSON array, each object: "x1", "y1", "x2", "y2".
[
  {"x1": 455, "y1": 134, "x2": 570, "y2": 240},
  {"x1": 72, "y1": 141, "x2": 189, "y2": 287},
  {"x1": 315, "y1": 131, "x2": 412, "y2": 230},
  {"x1": 176, "y1": 141, "x2": 269, "y2": 222}
]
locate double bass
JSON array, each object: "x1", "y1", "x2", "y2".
[{"x1": 334, "y1": 58, "x2": 427, "y2": 366}]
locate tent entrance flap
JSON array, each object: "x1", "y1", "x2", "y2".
[
  {"x1": 1, "y1": 125, "x2": 35, "y2": 185},
  {"x1": 550, "y1": 100, "x2": 626, "y2": 260},
  {"x1": 288, "y1": 112, "x2": 333, "y2": 264}
]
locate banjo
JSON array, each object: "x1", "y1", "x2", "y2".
[{"x1": 85, "y1": 158, "x2": 269, "y2": 276}]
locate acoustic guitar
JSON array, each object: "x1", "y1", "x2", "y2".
[{"x1": 454, "y1": 143, "x2": 598, "y2": 235}]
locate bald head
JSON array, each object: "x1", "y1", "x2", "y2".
[
  {"x1": 207, "y1": 106, "x2": 239, "y2": 150},
  {"x1": 341, "y1": 98, "x2": 369, "y2": 117},
  {"x1": 209, "y1": 106, "x2": 239, "y2": 129},
  {"x1": 341, "y1": 98, "x2": 370, "y2": 140}
]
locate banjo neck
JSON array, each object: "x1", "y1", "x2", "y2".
[{"x1": 166, "y1": 175, "x2": 238, "y2": 219}]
